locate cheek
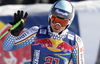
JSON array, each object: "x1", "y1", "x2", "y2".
[
  {"x1": 50, "y1": 22, "x2": 52, "y2": 27},
  {"x1": 50, "y1": 21, "x2": 54, "y2": 29},
  {"x1": 50, "y1": 21, "x2": 54, "y2": 27},
  {"x1": 61, "y1": 27, "x2": 66, "y2": 31}
]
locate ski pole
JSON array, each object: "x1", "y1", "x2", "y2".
[{"x1": 0, "y1": 18, "x2": 26, "y2": 39}]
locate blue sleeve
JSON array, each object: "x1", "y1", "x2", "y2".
[{"x1": 3, "y1": 26, "x2": 39, "y2": 51}]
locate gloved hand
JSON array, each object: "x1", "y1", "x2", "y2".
[{"x1": 9, "y1": 10, "x2": 28, "y2": 36}]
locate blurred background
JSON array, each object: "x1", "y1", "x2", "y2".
[{"x1": 0, "y1": 0, "x2": 100, "y2": 64}]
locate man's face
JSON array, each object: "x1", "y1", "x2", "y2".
[
  {"x1": 50, "y1": 20, "x2": 68, "y2": 33},
  {"x1": 50, "y1": 14, "x2": 69, "y2": 33}
]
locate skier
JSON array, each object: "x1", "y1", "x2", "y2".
[{"x1": 3, "y1": 0, "x2": 84, "y2": 64}]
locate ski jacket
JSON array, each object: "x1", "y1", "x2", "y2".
[{"x1": 3, "y1": 25, "x2": 84, "y2": 64}]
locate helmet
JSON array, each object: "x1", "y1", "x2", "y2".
[{"x1": 48, "y1": 0, "x2": 75, "y2": 28}]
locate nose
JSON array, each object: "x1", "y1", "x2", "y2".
[{"x1": 55, "y1": 23, "x2": 61, "y2": 27}]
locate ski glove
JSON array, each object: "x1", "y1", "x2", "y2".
[{"x1": 9, "y1": 10, "x2": 28, "y2": 36}]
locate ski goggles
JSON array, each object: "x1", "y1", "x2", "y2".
[{"x1": 51, "y1": 14, "x2": 69, "y2": 27}]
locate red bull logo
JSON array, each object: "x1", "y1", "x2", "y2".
[
  {"x1": 34, "y1": 38, "x2": 74, "y2": 53},
  {"x1": 56, "y1": 42, "x2": 73, "y2": 53},
  {"x1": 34, "y1": 38, "x2": 53, "y2": 47}
]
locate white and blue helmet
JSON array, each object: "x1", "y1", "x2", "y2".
[{"x1": 49, "y1": 0, "x2": 75, "y2": 28}]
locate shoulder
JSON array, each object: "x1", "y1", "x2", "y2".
[
  {"x1": 67, "y1": 30, "x2": 83, "y2": 44},
  {"x1": 75, "y1": 34, "x2": 84, "y2": 45},
  {"x1": 67, "y1": 30, "x2": 75, "y2": 41},
  {"x1": 32, "y1": 25, "x2": 48, "y2": 35},
  {"x1": 37, "y1": 25, "x2": 48, "y2": 32},
  {"x1": 67, "y1": 30, "x2": 84, "y2": 45},
  {"x1": 28, "y1": 26, "x2": 39, "y2": 33},
  {"x1": 75, "y1": 34, "x2": 84, "y2": 54},
  {"x1": 25, "y1": 26, "x2": 39, "y2": 34}
]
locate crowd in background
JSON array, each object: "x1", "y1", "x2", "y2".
[{"x1": 0, "y1": 0, "x2": 87, "y2": 5}]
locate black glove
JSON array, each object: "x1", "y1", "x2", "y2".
[{"x1": 9, "y1": 10, "x2": 28, "y2": 36}]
